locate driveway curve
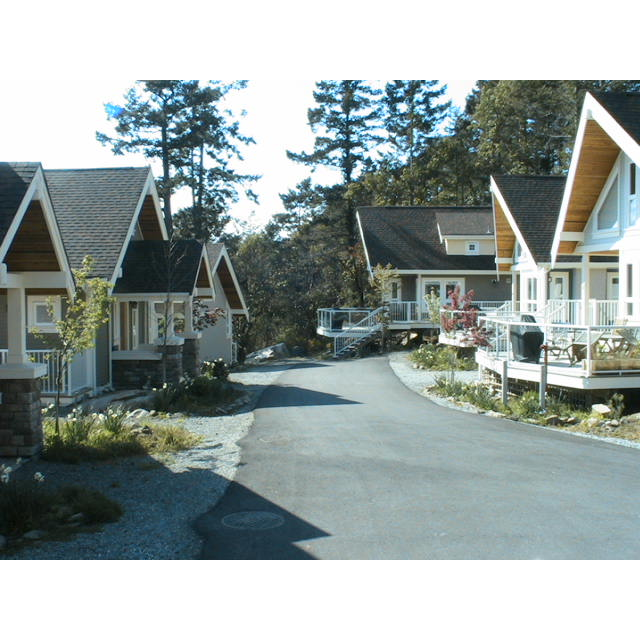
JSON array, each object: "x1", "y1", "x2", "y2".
[{"x1": 195, "y1": 356, "x2": 640, "y2": 559}]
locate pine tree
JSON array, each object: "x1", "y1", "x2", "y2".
[{"x1": 287, "y1": 80, "x2": 383, "y2": 245}]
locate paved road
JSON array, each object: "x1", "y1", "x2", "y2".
[{"x1": 196, "y1": 356, "x2": 640, "y2": 559}]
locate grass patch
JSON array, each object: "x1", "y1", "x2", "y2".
[
  {"x1": 409, "y1": 344, "x2": 476, "y2": 371},
  {"x1": 41, "y1": 406, "x2": 203, "y2": 463}
]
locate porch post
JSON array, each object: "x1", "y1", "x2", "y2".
[
  {"x1": 6, "y1": 287, "x2": 28, "y2": 365},
  {"x1": 580, "y1": 256, "x2": 590, "y2": 325}
]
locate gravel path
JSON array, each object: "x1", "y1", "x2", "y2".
[{"x1": 4, "y1": 361, "x2": 293, "y2": 560}]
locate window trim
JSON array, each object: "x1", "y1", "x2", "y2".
[{"x1": 28, "y1": 295, "x2": 61, "y2": 333}]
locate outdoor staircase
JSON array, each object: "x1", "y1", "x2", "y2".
[{"x1": 332, "y1": 306, "x2": 385, "y2": 358}]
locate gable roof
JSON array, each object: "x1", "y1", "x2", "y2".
[
  {"x1": 0, "y1": 162, "x2": 40, "y2": 247},
  {"x1": 592, "y1": 91, "x2": 640, "y2": 146},
  {"x1": 436, "y1": 210, "x2": 493, "y2": 237},
  {"x1": 206, "y1": 242, "x2": 248, "y2": 314},
  {"x1": 113, "y1": 239, "x2": 206, "y2": 294},
  {"x1": 492, "y1": 175, "x2": 566, "y2": 265},
  {"x1": 357, "y1": 206, "x2": 495, "y2": 271},
  {"x1": 552, "y1": 91, "x2": 640, "y2": 260},
  {"x1": 0, "y1": 163, "x2": 75, "y2": 290},
  {"x1": 44, "y1": 167, "x2": 153, "y2": 280}
]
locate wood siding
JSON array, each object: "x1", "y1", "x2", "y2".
[
  {"x1": 4, "y1": 201, "x2": 60, "y2": 272},
  {"x1": 138, "y1": 195, "x2": 164, "y2": 240},
  {"x1": 494, "y1": 199, "x2": 515, "y2": 272}
]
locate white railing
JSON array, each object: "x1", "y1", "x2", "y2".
[
  {"x1": 231, "y1": 341, "x2": 238, "y2": 364},
  {"x1": 478, "y1": 316, "x2": 640, "y2": 376},
  {"x1": 317, "y1": 308, "x2": 375, "y2": 333},
  {"x1": 589, "y1": 300, "x2": 618, "y2": 326},
  {"x1": 388, "y1": 301, "x2": 419, "y2": 322},
  {"x1": 0, "y1": 349, "x2": 75, "y2": 395},
  {"x1": 333, "y1": 306, "x2": 385, "y2": 356}
]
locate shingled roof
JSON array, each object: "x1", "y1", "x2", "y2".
[
  {"x1": 0, "y1": 162, "x2": 40, "y2": 247},
  {"x1": 492, "y1": 175, "x2": 566, "y2": 264},
  {"x1": 113, "y1": 240, "x2": 205, "y2": 294},
  {"x1": 357, "y1": 206, "x2": 495, "y2": 271},
  {"x1": 592, "y1": 92, "x2": 640, "y2": 146},
  {"x1": 44, "y1": 167, "x2": 151, "y2": 279}
]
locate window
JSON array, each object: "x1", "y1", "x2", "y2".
[
  {"x1": 391, "y1": 282, "x2": 399, "y2": 299},
  {"x1": 596, "y1": 176, "x2": 619, "y2": 231},
  {"x1": 466, "y1": 241, "x2": 479, "y2": 255},
  {"x1": 28, "y1": 296, "x2": 60, "y2": 332},
  {"x1": 630, "y1": 162, "x2": 638, "y2": 225}
]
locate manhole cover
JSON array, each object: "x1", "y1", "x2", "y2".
[{"x1": 222, "y1": 511, "x2": 285, "y2": 530}]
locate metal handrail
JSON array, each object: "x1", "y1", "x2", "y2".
[{"x1": 333, "y1": 306, "x2": 385, "y2": 356}]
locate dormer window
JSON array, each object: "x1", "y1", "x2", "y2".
[{"x1": 466, "y1": 241, "x2": 479, "y2": 255}]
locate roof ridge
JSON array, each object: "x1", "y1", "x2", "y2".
[{"x1": 44, "y1": 166, "x2": 150, "y2": 173}]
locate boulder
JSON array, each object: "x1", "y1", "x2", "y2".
[
  {"x1": 124, "y1": 408, "x2": 151, "y2": 425},
  {"x1": 246, "y1": 342, "x2": 290, "y2": 362},
  {"x1": 22, "y1": 530, "x2": 46, "y2": 540},
  {"x1": 591, "y1": 403, "x2": 611, "y2": 416}
]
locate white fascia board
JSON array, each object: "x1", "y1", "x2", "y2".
[
  {"x1": 5, "y1": 272, "x2": 71, "y2": 288},
  {"x1": 356, "y1": 213, "x2": 374, "y2": 278},
  {"x1": 490, "y1": 176, "x2": 536, "y2": 266},
  {"x1": 390, "y1": 269, "x2": 498, "y2": 275},
  {"x1": 114, "y1": 292, "x2": 190, "y2": 301}
]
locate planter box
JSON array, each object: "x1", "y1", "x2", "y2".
[{"x1": 587, "y1": 358, "x2": 640, "y2": 372}]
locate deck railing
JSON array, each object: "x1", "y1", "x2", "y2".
[
  {"x1": 317, "y1": 308, "x2": 375, "y2": 333},
  {"x1": 333, "y1": 306, "x2": 385, "y2": 356},
  {"x1": 0, "y1": 349, "x2": 76, "y2": 395},
  {"x1": 477, "y1": 316, "x2": 640, "y2": 376}
]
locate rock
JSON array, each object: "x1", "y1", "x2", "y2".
[
  {"x1": 124, "y1": 408, "x2": 150, "y2": 425},
  {"x1": 591, "y1": 403, "x2": 611, "y2": 416},
  {"x1": 0, "y1": 534, "x2": 6, "y2": 550},
  {"x1": 246, "y1": 342, "x2": 290, "y2": 363},
  {"x1": 563, "y1": 416, "x2": 578, "y2": 425},
  {"x1": 132, "y1": 424, "x2": 153, "y2": 435},
  {"x1": 22, "y1": 530, "x2": 46, "y2": 540},
  {"x1": 68, "y1": 513, "x2": 85, "y2": 524},
  {"x1": 610, "y1": 420, "x2": 620, "y2": 428},
  {"x1": 543, "y1": 414, "x2": 561, "y2": 426},
  {"x1": 485, "y1": 411, "x2": 506, "y2": 418}
]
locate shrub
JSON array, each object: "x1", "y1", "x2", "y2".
[
  {"x1": 0, "y1": 464, "x2": 49, "y2": 536},
  {"x1": 409, "y1": 344, "x2": 476, "y2": 371},
  {"x1": 509, "y1": 391, "x2": 542, "y2": 420},
  {"x1": 149, "y1": 375, "x2": 239, "y2": 415},
  {"x1": 201, "y1": 358, "x2": 229, "y2": 381}
]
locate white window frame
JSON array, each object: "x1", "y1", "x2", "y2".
[
  {"x1": 628, "y1": 160, "x2": 638, "y2": 226},
  {"x1": 466, "y1": 241, "x2": 479, "y2": 255},
  {"x1": 593, "y1": 162, "x2": 620, "y2": 236},
  {"x1": 28, "y1": 295, "x2": 61, "y2": 333}
]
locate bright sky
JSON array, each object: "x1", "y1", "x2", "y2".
[{"x1": 0, "y1": 78, "x2": 475, "y2": 231}]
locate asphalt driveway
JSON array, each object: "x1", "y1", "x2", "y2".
[{"x1": 195, "y1": 356, "x2": 640, "y2": 559}]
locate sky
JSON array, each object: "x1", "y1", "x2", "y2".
[{"x1": 0, "y1": 78, "x2": 475, "y2": 231}]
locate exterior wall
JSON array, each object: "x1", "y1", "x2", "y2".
[
  {"x1": 199, "y1": 274, "x2": 233, "y2": 363},
  {"x1": 465, "y1": 274, "x2": 510, "y2": 301},
  {"x1": 445, "y1": 238, "x2": 494, "y2": 255}
]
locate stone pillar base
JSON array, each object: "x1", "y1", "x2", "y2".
[
  {"x1": 182, "y1": 337, "x2": 200, "y2": 378},
  {"x1": 0, "y1": 378, "x2": 43, "y2": 457}
]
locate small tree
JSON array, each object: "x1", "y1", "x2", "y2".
[{"x1": 34, "y1": 256, "x2": 112, "y2": 437}]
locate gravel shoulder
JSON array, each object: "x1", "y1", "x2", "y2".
[{"x1": 4, "y1": 361, "x2": 293, "y2": 560}]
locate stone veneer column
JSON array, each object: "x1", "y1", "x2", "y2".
[
  {"x1": 0, "y1": 376, "x2": 44, "y2": 457},
  {"x1": 181, "y1": 332, "x2": 202, "y2": 378}
]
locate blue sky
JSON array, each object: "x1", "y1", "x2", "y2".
[{"x1": 0, "y1": 78, "x2": 475, "y2": 231}]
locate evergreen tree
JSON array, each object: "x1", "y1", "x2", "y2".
[
  {"x1": 287, "y1": 80, "x2": 383, "y2": 245},
  {"x1": 97, "y1": 81, "x2": 185, "y2": 231},
  {"x1": 98, "y1": 80, "x2": 258, "y2": 241}
]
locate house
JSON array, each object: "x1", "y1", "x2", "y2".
[
  {"x1": 317, "y1": 205, "x2": 510, "y2": 354},
  {"x1": 477, "y1": 91, "x2": 640, "y2": 394},
  {"x1": 0, "y1": 162, "x2": 75, "y2": 456},
  {"x1": 199, "y1": 243, "x2": 248, "y2": 364}
]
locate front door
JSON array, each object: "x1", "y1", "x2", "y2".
[{"x1": 550, "y1": 271, "x2": 569, "y2": 300}]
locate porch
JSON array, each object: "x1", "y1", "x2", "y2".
[
  {"x1": 0, "y1": 349, "x2": 92, "y2": 400},
  {"x1": 475, "y1": 315, "x2": 640, "y2": 391}
]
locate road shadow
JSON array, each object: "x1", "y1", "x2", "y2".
[
  {"x1": 194, "y1": 480, "x2": 330, "y2": 559},
  {"x1": 258, "y1": 384, "x2": 361, "y2": 409}
]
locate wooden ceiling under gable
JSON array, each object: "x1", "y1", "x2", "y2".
[
  {"x1": 558, "y1": 119, "x2": 620, "y2": 254},
  {"x1": 138, "y1": 195, "x2": 164, "y2": 240},
  {"x1": 4, "y1": 200, "x2": 60, "y2": 272},
  {"x1": 493, "y1": 198, "x2": 515, "y2": 272}
]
